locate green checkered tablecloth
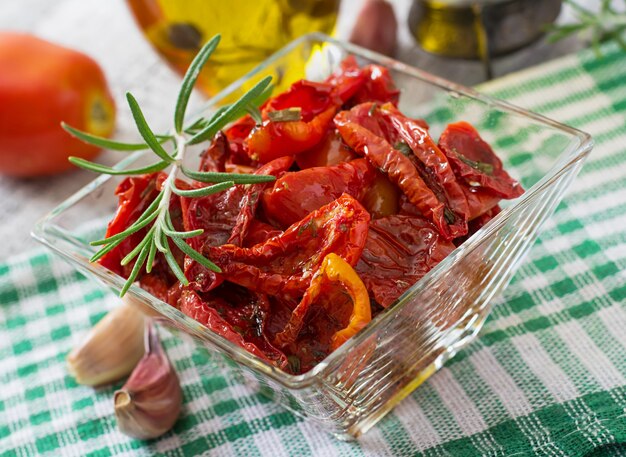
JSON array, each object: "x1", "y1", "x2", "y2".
[{"x1": 2, "y1": 41, "x2": 626, "y2": 457}]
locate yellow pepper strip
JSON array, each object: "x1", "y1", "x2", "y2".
[{"x1": 320, "y1": 253, "x2": 371, "y2": 350}]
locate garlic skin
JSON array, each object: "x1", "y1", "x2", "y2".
[
  {"x1": 67, "y1": 303, "x2": 145, "y2": 386},
  {"x1": 349, "y1": 0, "x2": 398, "y2": 56},
  {"x1": 114, "y1": 321, "x2": 182, "y2": 440}
]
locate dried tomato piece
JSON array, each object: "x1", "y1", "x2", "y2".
[
  {"x1": 439, "y1": 121, "x2": 524, "y2": 199},
  {"x1": 454, "y1": 205, "x2": 502, "y2": 246},
  {"x1": 99, "y1": 172, "x2": 166, "y2": 276},
  {"x1": 274, "y1": 253, "x2": 371, "y2": 350},
  {"x1": 178, "y1": 289, "x2": 287, "y2": 369},
  {"x1": 295, "y1": 129, "x2": 356, "y2": 169},
  {"x1": 351, "y1": 65, "x2": 400, "y2": 106},
  {"x1": 378, "y1": 103, "x2": 469, "y2": 223},
  {"x1": 325, "y1": 56, "x2": 367, "y2": 103},
  {"x1": 261, "y1": 158, "x2": 375, "y2": 228},
  {"x1": 356, "y1": 215, "x2": 455, "y2": 307},
  {"x1": 263, "y1": 80, "x2": 340, "y2": 121},
  {"x1": 206, "y1": 194, "x2": 370, "y2": 297},
  {"x1": 245, "y1": 106, "x2": 336, "y2": 163},
  {"x1": 335, "y1": 103, "x2": 466, "y2": 240},
  {"x1": 242, "y1": 219, "x2": 282, "y2": 247},
  {"x1": 325, "y1": 57, "x2": 399, "y2": 107},
  {"x1": 228, "y1": 156, "x2": 294, "y2": 245},
  {"x1": 224, "y1": 115, "x2": 258, "y2": 167},
  {"x1": 198, "y1": 131, "x2": 228, "y2": 173}
]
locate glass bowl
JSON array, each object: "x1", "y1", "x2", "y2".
[{"x1": 32, "y1": 33, "x2": 592, "y2": 440}]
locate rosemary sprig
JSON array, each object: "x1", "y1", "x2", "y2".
[
  {"x1": 547, "y1": 0, "x2": 626, "y2": 56},
  {"x1": 63, "y1": 34, "x2": 275, "y2": 297}
]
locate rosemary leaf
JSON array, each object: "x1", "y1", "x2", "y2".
[
  {"x1": 247, "y1": 105, "x2": 263, "y2": 125},
  {"x1": 163, "y1": 244, "x2": 188, "y2": 285},
  {"x1": 394, "y1": 141, "x2": 412, "y2": 156},
  {"x1": 62, "y1": 123, "x2": 157, "y2": 151},
  {"x1": 154, "y1": 226, "x2": 169, "y2": 253},
  {"x1": 164, "y1": 214, "x2": 221, "y2": 272},
  {"x1": 121, "y1": 227, "x2": 155, "y2": 266},
  {"x1": 90, "y1": 236, "x2": 126, "y2": 262},
  {"x1": 171, "y1": 234, "x2": 222, "y2": 273},
  {"x1": 170, "y1": 180, "x2": 235, "y2": 198},
  {"x1": 188, "y1": 76, "x2": 273, "y2": 145},
  {"x1": 181, "y1": 166, "x2": 275, "y2": 184},
  {"x1": 120, "y1": 242, "x2": 150, "y2": 297},
  {"x1": 145, "y1": 238, "x2": 158, "y2": 274},
  {"x1": 126, "y1": 92, "x2": 175, "y2": 163},
  {"x1": 161, "y1": 225, "x2": 204, "y2": 239},
  {"x1": 175, "y1": 34, "x2": 221, "y2": 134},
  {"x1": 457, "y1": 153, "x2": 494, "y2": 175},
  {"x1": 268, "y1": 107, "x2": 302, "y2": 122},
  {"x1": 69, "y1": 157, "x2": 169, "y2": 175}
]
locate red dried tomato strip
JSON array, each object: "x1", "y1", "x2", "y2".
[
  {"x1": 379, "y1": 103, "x2": 469, "y2": 225},
  {"x1": 99, "y1": 172, "x2": 166, "y2": 276},
  {"x1": 263, "y1": 80, "x2": 340, "y2": 121},
  {"x1": 439, "y1": 121, "x2": 524, "y2": 199},
  {"x1": 261, "y1": 158, "x2": 375, "y2": 228},
  {"x1": 335, "y1": 106, "x2": 449, "y2": 236},
  {"x1": 178, "y1": 289, "x2": 287, "y2": 369},
  {"x1": 228, "y1": 156, "x2": 294, "y2": 245},
  {"x1": 274, "y1": 253, "x2": 371, "y2": 349},
  {"x1": 206, "y1": 194, "x2": 370, "y2": 296},
  {"x1": 246, "y1": 106, "x2": 336, "y2": 163},
  {"x1": 356, "y1": 215, "x2": 455, "y2": 307}
]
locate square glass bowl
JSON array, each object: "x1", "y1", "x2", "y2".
[{"x1": 32, "y1": 33, "x2": 592, "y2": 440}]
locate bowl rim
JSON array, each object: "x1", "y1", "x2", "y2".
[{"x1": 32, "y1": 32, "x2": 594, "y2": 389}]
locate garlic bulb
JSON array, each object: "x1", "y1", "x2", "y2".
[
  {"x1": 114, "y1": 321, "x2": 182, "y2": 440},
  {"x1": 349, "y1": 0, "x2": 398, "y2": 56},
  {"x1": 67, "y1": 303, "x2": 145, "y2": 386}
]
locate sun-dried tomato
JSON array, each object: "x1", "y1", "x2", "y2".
[
  {"x1": 228, "y1": 156, "x2": 294, "y2": 245},
  {"x1": 245, "y1": 106, "x2": 336, "y2": 163},
  {"x1": 335, "y1": 103, "x2": 467, "y2": 239},
  {"x1": 99, "y1": 172, "x2": 166, "y2": 276},
  {"x1": 356, "y1": 214, "x2": 455, "y2": 307},
  {"x1": 261, "y1": 158, "x2": 375, "y2": 228},
  {"x1": 274, "y1": 253, "x2": 371, "y2": 350},
  {"x1": 206, "y1": 194, "x2": 370, "y2": 297},
  {"x1": 439, "y1": 121, "x2": 524, "y2": 199},
  {"x1": 178, "y1": 288, "x2": 287, "y2": 369}
]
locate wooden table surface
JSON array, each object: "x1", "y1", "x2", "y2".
[{"x1": 0, "y1": 0, "x2": 595, "y2": 259}]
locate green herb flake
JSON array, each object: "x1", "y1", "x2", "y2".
[
  {"x1": 394, "y1": 141, "x2": 412, "y2": 156},
  {"x1": 287, "y1": 355, "x2": 301, "y2": 374},
  {"x1": 268, "y1": 107, "x2": 302, "y2": 122},
  {"x1": 457, "y1": 153, "x2": 494, "y2": 175}
]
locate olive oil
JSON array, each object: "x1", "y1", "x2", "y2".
[{"x1": 127, "y1": 0, "x2": 339, "y2": 96}]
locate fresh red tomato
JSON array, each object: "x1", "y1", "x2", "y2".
[
  {"x1": 261, "y1": 158, "x2": 375, "y2": 228},
  {"x1": 0, "y1": 32, "x2": 115, "y2": 177}
]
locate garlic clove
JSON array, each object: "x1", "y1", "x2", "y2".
[
  {"x1": 114, "y1": 321, "x2": 182, "y2": 440},
  {"x1": 67, "y1": 303, "x2": 145, "y2": 386},
  {"x1": 349, "y1": 0, "x2": 398, "y2": 56}
]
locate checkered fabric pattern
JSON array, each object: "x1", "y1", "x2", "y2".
[{"x1": 2, "y1": 41, "x2": 626, "y2": 456}]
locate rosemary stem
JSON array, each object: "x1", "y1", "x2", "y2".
[{"x1": 154, "y1": 133, "x2": 187, "y2": 253}]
